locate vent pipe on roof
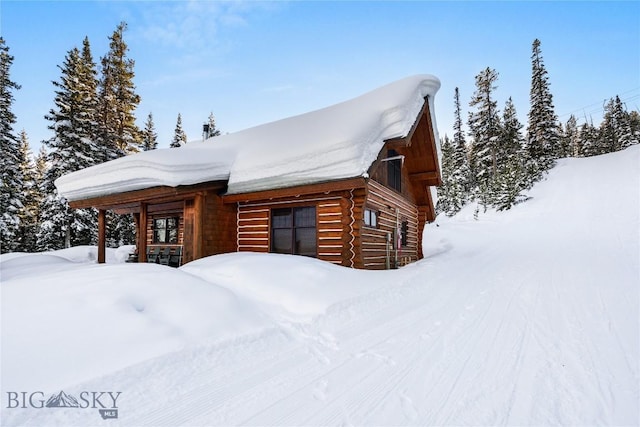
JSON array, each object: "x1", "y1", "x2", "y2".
[{"x1": 202, "y1": 123, "x2": 210, "y2": 142}]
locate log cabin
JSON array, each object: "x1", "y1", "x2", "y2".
[{"x1": 56, "y1": 75, "x2": 442, "y2": 269}]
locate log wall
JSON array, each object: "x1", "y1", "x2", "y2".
[
  {"x1": 237, "y1": 192, "x2": 355, "y2": 266},
  {"x1": 360, "y1": 180, "x2": 419, "y2": 269},
  {"x1": 202, "y1": 191, "x2": 237, "y2": 257}
]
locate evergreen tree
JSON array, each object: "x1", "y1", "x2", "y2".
[
  {"x1": 437, "y1": 88, "x2": 473, "y2": 216},
  {"x1": 563, "y1": 115, "x2": 581, "y2": 157},
  {"x1": 96, "y1": 22, "x2": 141, "y2": 247},
  {"x1": 0, "y1": 37, "x2": 23, "y2": 253},
  {"x1": 498, "y1": 98, "x2": 525, "y2": 164},
  {"x1": 36, "y1": 44, "x2": 100, "y2": 250},
  {"x1": 205, "y1": 112, "x2": 221, "y2": 139},
  {"x1": 492, "y1": 98, "x2": 529, "y2": 210},
  {"x1": 78, "y1": 37, "x2": 100, "y2": 155},
  {"x1": 526, "y1": 38, "x2": 560, "y2": 176},
  {"x1": 452, "y1": 87, "x2": 472, "y2": 198},
  {"x1": 435, "y1": 135, "x2": 458, "y2": 216},
  {"x1": 600, "y1": 97, "x2": 618, "y2": 154},
  {"x1": 106, "y1": 212, "x2": 135, "y2": 248},
  {"x1": 97, "y1": 22, "x2": 141, "y2": 160},
  {"x1": 468, "y1": 67, "x2": 501, "y2": 193},
  {"x1": 171, "y1": 113, "x2": 187, "y2": 148},
  {"x1": 629, "y1": 111, "x2": 640, "y2": 138},
  {"x1": 141, "y1": 112, "x2": 158, "y2": 151},
  {"x1": 614, "y1": 97, "x2": 639, "y2": 149},
  {"x1": 15, "y1": 131, "x2": 42, "y2": 252},
  {"x1": 600, "y1": 96, "x2": 639, "y2": 153},
  {"x1": 579, "y1": 122, "x2": 601, "y2": 157}
]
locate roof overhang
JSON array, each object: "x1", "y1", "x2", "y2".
[
  {"x1": 222, "y1": 177, "x2": 367, "y2": 203},
  {"x1": 68, "y1": 180, "x2": 227, "y2": 211}
]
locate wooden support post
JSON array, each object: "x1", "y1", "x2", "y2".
[
  {"x1": 193, "y1": 194, "x2": 204, "y2": 261},
  {"x1": 98, "y1": 209, "x2": 106, "y2": 264},
  {"x1": 138, "y1": 203, "x2": 147, "y2": 263}
]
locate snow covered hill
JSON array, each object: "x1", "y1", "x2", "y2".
[{"x1": 1, "y1": 146, "x2": 638, "y2": 426}]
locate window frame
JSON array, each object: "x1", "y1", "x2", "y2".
[
  {"x1": 270, "y1": 206, "x2": 317, "y2": 257},
  {"x1": 363, "y1": 207, "x2": 379, "y2": 229},
  {"x1": 152, "y1": 216, "x2": 180, "y2": 244}
]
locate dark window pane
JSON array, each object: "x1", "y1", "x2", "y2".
[
  {"x1": 154, "y1": 229, "x2": 166, "y2": 243},
  {"x1": 401, "y1": 221, "x2": 408, "y2": 246},
  {"x1": 271, "y1": 206, "x2": 316, "y2": 257},
  {"x1": 295, "y1": 228, "x2": 316, "y2": 256},
  {"x1": 387, "y1": 149, "x2": 402, "y2": 192},
  {"x1": 272, "y1": 208, "x2": 292, "y2": 228},
  {"x1": 167, "y1": 217, "x2": 178, "y2": 228},
  {"x1": 168, "y1": 228, "x2": 178, "y2": 243},
  {"x1": 272, "y1": 229, "x2": 292, "y2": 253},
  {"x1": 294, "y1": 206, "x2": 316, "y2": 227}
]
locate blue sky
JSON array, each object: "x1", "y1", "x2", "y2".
[{"x1": 2, "y1": 1, "x2": 639, "y2": 151}]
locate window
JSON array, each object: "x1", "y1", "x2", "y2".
[
  {"x1": 271, "y1": 206, "x2": 317, "y2": 257},
  {"x1": 364, "y1": 208, "x2": 378, "y2": 228},
  {"x1": 153, "y1": 217, "x2": 179, "y2": 244},
  {"x1": 387, "y1": 149, "x2": 402, "y2": 192},
  {"x1": 401, "y1": 221, "x2": 408, "y2": 247}
]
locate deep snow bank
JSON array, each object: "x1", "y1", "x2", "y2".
[
  {"x1": 181, "y1": 252, "x2": 388, "y2": 320},
  {"x1": 0, "y1": 255, "x2": 268, "y2": 391}
]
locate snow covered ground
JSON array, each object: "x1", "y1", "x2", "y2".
[{"x1": 1, "y1": 146, "x2": 638, "y2": 426}]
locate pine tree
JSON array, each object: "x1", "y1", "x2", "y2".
[
  {"x1": 468, "y1": 67, "x2": 501, "y2": 195},
  {"x1": 36, "y1": 44, "x2": 100, "y2": 251},
  {"x1": 15, "y1": 131, "x2": 42, "y2": 252},
  {"x1": 563, "y1": 115, "x2": 581, "y2": 157},
  {"x1": 492, "y1": 98, "x2": 528, "y2": 210},
  {"x1": 141, "y1": 112, "x2": 158, "y2": 151},
  {"x1": 526, "y1": 38, "x2": 560, "y2": 176},
  {"x1": 452, "y1": 87, "x2": 472, "y2": 198},
  {"x1": 106, "y1": 212, "x2": 135, "y2": 248},
  {"x1": 498, "y1": 98, "x2": 525, "y2": 164},
  {"x1": 436, "y1": 135, "x2": 458, "y2": 216},
  {"x1": 171, "y1": 113, "x2": 187, "y2": 148},
  {"x1": 96, "y1": 22, "x2": 141, "y2": 247},
  {"x1": 205, "y1": 112, "x2": 221, "y2": 139},
  {"x1": 97, "y1": 22, "x2": 141, "y2": 160},
  {"x1": 629, "y1": 111, "x2": 640, "y2": 138},
  {"x1": 0, "y1": 37, "x2": 23, "y2": 253},
  {"x1": 600, "y1": 96, "x2": 639, "y2": 152},
  {"x1": 600, "y1": 97, "x2": 618, "y2": 154},
  {"x1": 436, "y1": 88, "x2": 473, "y2": 216},
  {"x1": 614, "y1": 97, "x2": 639, "y2": 149},
  {"x1": 579, "y1": 122, "x2": 601, "y2": 157}
]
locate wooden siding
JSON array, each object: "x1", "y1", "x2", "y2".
[
  {"x1": 317, "y1": 199, "x2": 346, "y2": 265},
  {"x1": 237, "y1": 192, "x2": 353, "y2": 266},
  {"x1": 202, "y1": 191, "x2": 237, "y2": 258},
  {"x1": 360, "y1": 180, "x2": 419, "y2": 269},
  {"x1": 367, "y1": 148, "x2": 417, "y2": 204},
  {"x1": 183, "y1": 199, "x2": 195, "y2": 263},
  {"x1": 237, "y1": 205, "x2": 270, "y2": 253}
]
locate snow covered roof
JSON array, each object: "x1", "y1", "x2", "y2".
[{"x1": 56, "y1": 75, "x2": 441, "y2": 201}]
